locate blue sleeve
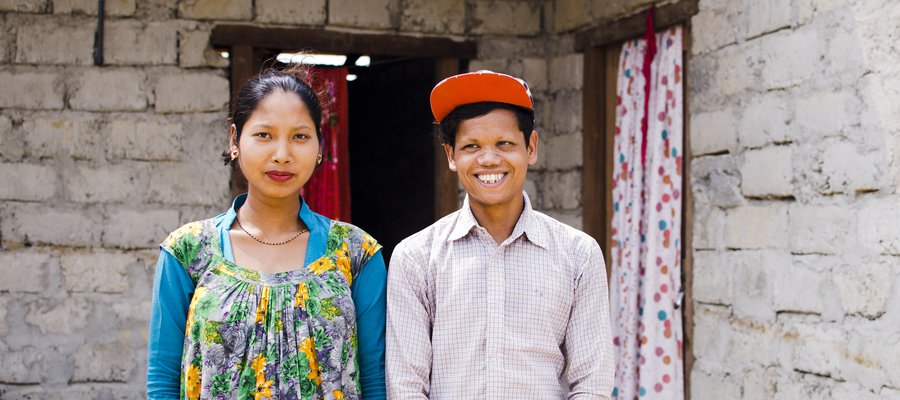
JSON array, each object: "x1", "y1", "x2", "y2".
[
  {"x1": 351, "y1": 249, "x2": 387, "y2": 400},
  {"x1": 147, "y1": 249, "x2": 194, "y2": 400}
]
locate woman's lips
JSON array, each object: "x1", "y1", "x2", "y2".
[{"x1": 266, "y1": 171, "x2": 294, "y2": 182}]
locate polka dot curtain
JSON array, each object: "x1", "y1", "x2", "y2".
[{"x1": 609, "y1": 25, "x2": 685, "y2": 399}]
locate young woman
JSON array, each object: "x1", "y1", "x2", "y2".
[{"x1": 147, "y1": 65, "x2": 386, "y2": 400}]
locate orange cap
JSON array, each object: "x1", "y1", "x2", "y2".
[{"x1": 430, "y1": 70, "x2": 534, "y2": 122}]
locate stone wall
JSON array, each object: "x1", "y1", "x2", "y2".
[{"x1": 689, "y1": 0, "x2": 900, "y2": 397}]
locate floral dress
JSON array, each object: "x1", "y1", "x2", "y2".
[{"x1": 161, "y1": 214, "x2": 381, "y2": 400}]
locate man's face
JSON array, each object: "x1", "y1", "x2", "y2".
[{"x1": 443, "y1": 108, "x2": 538, "y2": 214}]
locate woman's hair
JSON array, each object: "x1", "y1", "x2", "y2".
[
  {"x1": 222, "y1": 63, "x2": 331, "y2": 165},
  {"x1": 436, "y1": 102, "x2": 535, "y2": 147}
]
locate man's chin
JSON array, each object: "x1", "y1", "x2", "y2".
[{"x1": 467, "y1": 191, "x2": 521, "y2": 208}]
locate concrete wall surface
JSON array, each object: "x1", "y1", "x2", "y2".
[
  {"x1": 688, "y1": 0, "x2": 900, "y2": 397},
  {"x1": 0, "y1": 0, "x2": 897, "y2": 398}
]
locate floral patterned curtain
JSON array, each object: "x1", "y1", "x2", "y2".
[
  {"x1": 302, "y1": 67, "x2": 352, "y2": 222},
  {"x1": 609, "y1": 25, "x2": 684, "y2": 399}
]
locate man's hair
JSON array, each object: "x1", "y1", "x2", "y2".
[{"x1": 436, "y1": 102, "x2": 535, "y2": 147}]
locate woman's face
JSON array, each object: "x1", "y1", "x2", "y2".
[{"x1": 232, "y1": 90, "x2": 320, "y2": 202}]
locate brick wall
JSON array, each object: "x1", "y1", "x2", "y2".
[
  {"x1": 549, "y1": 0, "x2": 900, "y2": 397},
  {"x1": 0, "y1": 2, "x2": 232, "y2": 399},
  {"x1": 689, "y1": 0, "x2": 900, "y2": 397},
  {"x1": 1, "y1": 0, "x2": 897, "y2": 398},
  {"x1": 0, "y1": 0, "x2": 555, "y2": 398}
]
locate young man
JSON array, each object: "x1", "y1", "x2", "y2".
[{"x1": 386, "y1": 71, "x2": 614, "y2": 399}]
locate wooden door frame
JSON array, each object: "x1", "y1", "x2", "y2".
[
  {"x1": 575, "y1": 0, "x2": 698, "y2": 398},
  {"x1": 210, "y1": 25, "x2": 476, "y2": 220}
]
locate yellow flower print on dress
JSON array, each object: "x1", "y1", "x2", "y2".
[
  {"x1": 185, "y1": 364, "x2": 202, "y2": 400},
  {"x1": 215, "y1": 263, "x2": 237, "y2": 277},
  {"x1": 334, "y1": 242, "x2": 349, "y2": 260},
  {"x1": 250, "y1": 354, "x2": 274, "y2": 400},
  {"x1": 255, "y1": 287, "x2": 270, "y2": 325},
  {"x1": 335, "y1": 243, "x2": 352, "y2": 284},
  {"x1": 361, "y1": 234, "x2": 379, "y2": 257},
  {"x1": 308, "y1": 257, "x2": 335, "y2": 275},
  {"x1": 164, "y1": 222, "x2": 203, "y2": 248},
  {"x1": 294, "y1": 282, "x2": 310, "y2": 308},
  {"x1": 299, "y1": 337, "x2": 322, "y2": 385},
  {"x1": 333, "y1": 389, "x2": 345, "y2": 400}
]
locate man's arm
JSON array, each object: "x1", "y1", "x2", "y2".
[
  {"x1": 385, "y1": 245, "x2": 433, "y2": 399},
  {"x1": 564, "y1": 240, "x2": 615, "y2": 399}
]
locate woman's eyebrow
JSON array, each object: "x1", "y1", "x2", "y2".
[{"x1": 246, "y1": 122, "x2": 314, "y2": 130}]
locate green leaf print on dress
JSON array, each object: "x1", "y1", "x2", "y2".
[
  {"x1": 164, "y1": 222, "x2": 203, "y2": 268},
  {"x1": 321, "y1": 298, "x2": 343, "y2": 320}
]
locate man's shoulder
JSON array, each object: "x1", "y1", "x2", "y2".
[{"x1": 528, "y1": 209, "x2": 600, "y2": 251}]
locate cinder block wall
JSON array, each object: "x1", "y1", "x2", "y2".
[
  {"x1": 550, "y1": 0, "x2": 900, "y2": 397},
  {"x1": 688, "y1": 0, "x2": 900, "y2": 397},
  {"x1": 2, "y1": 0, "x2": 898, "y2": 398},
  {"x1": 0, "y1": 0, "x2": 568, "y2": 398},
  {"x1": 1, "y1": 0, "x2": 234, "y2": 398}
]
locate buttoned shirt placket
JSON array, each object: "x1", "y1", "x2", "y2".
[{"x1": 482, "y1": 226, "x2": 506, "y2": 398}]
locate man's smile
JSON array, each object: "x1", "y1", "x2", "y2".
[{"x1": 475, "y1": 172, "x2": 507, "y2": 185}]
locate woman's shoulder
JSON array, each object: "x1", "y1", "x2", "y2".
[
  {"x1": 326, "y1": 221, "x2": 381, "y2": 269},
  {"x1": 160, "y1": 218, "x2": 219, "y2": 267},
  {"x1": 326, "y1": 220, "x2": 373, "y2": 237},
  {"x1": 328, "y1": 220, "x2": 378, "y2": 248}
]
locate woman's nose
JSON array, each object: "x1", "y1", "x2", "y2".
[{"x1": 272, "y1": 141, "x2": 293, "y2": 164}]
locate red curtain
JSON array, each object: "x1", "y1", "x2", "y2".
[{"x1": 301, "y1": 67, "x2": 352, "y2": 222}]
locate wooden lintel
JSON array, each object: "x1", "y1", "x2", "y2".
[
  {"x1": 574, "y1": 0, "x2": 699, "y2": 51},
  {"x1": 211, "y1": 25, "x2": 477, "y2": 59}
]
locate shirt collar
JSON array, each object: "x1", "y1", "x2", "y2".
[
  {"x1": 447, "y1": 195, "x2": 479, "y2": 242},
  {"x1": 447, "y1": 191, "x2": 547, "y2": 249}
]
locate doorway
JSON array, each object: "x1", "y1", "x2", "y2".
[{"x1": 348, "y1": 57, "x2": 436, "y2": 259}]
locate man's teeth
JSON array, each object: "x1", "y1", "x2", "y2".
[{"x1": 477, "y1": 173, "x2": 504, "y2": 184}]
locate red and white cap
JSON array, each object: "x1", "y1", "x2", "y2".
[{"x1": 430, "y1": 70, "x2": 534, "y2": 122}]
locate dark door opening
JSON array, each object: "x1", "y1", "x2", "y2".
[{"x1": 348, "y1": 57, "x2": 436, "y2": 261}]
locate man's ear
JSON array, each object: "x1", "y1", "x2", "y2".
[
  {"x1": 443, "y1": 143, "x2": 457, "y2": 172},
  {"x1": 527, "y1": 130, "x2": 538, "y2": 166}
]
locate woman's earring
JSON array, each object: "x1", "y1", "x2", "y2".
[
  {"x1": 316, "y1": 153, "x2": 323, "y2": 164},
  {"x1": 231, "y1": 149, "x2": 239, "y2": 160}
]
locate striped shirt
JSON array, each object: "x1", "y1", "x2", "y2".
[{"x1": 386, "y1": 192, "x2": 614, "y2": 399}]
